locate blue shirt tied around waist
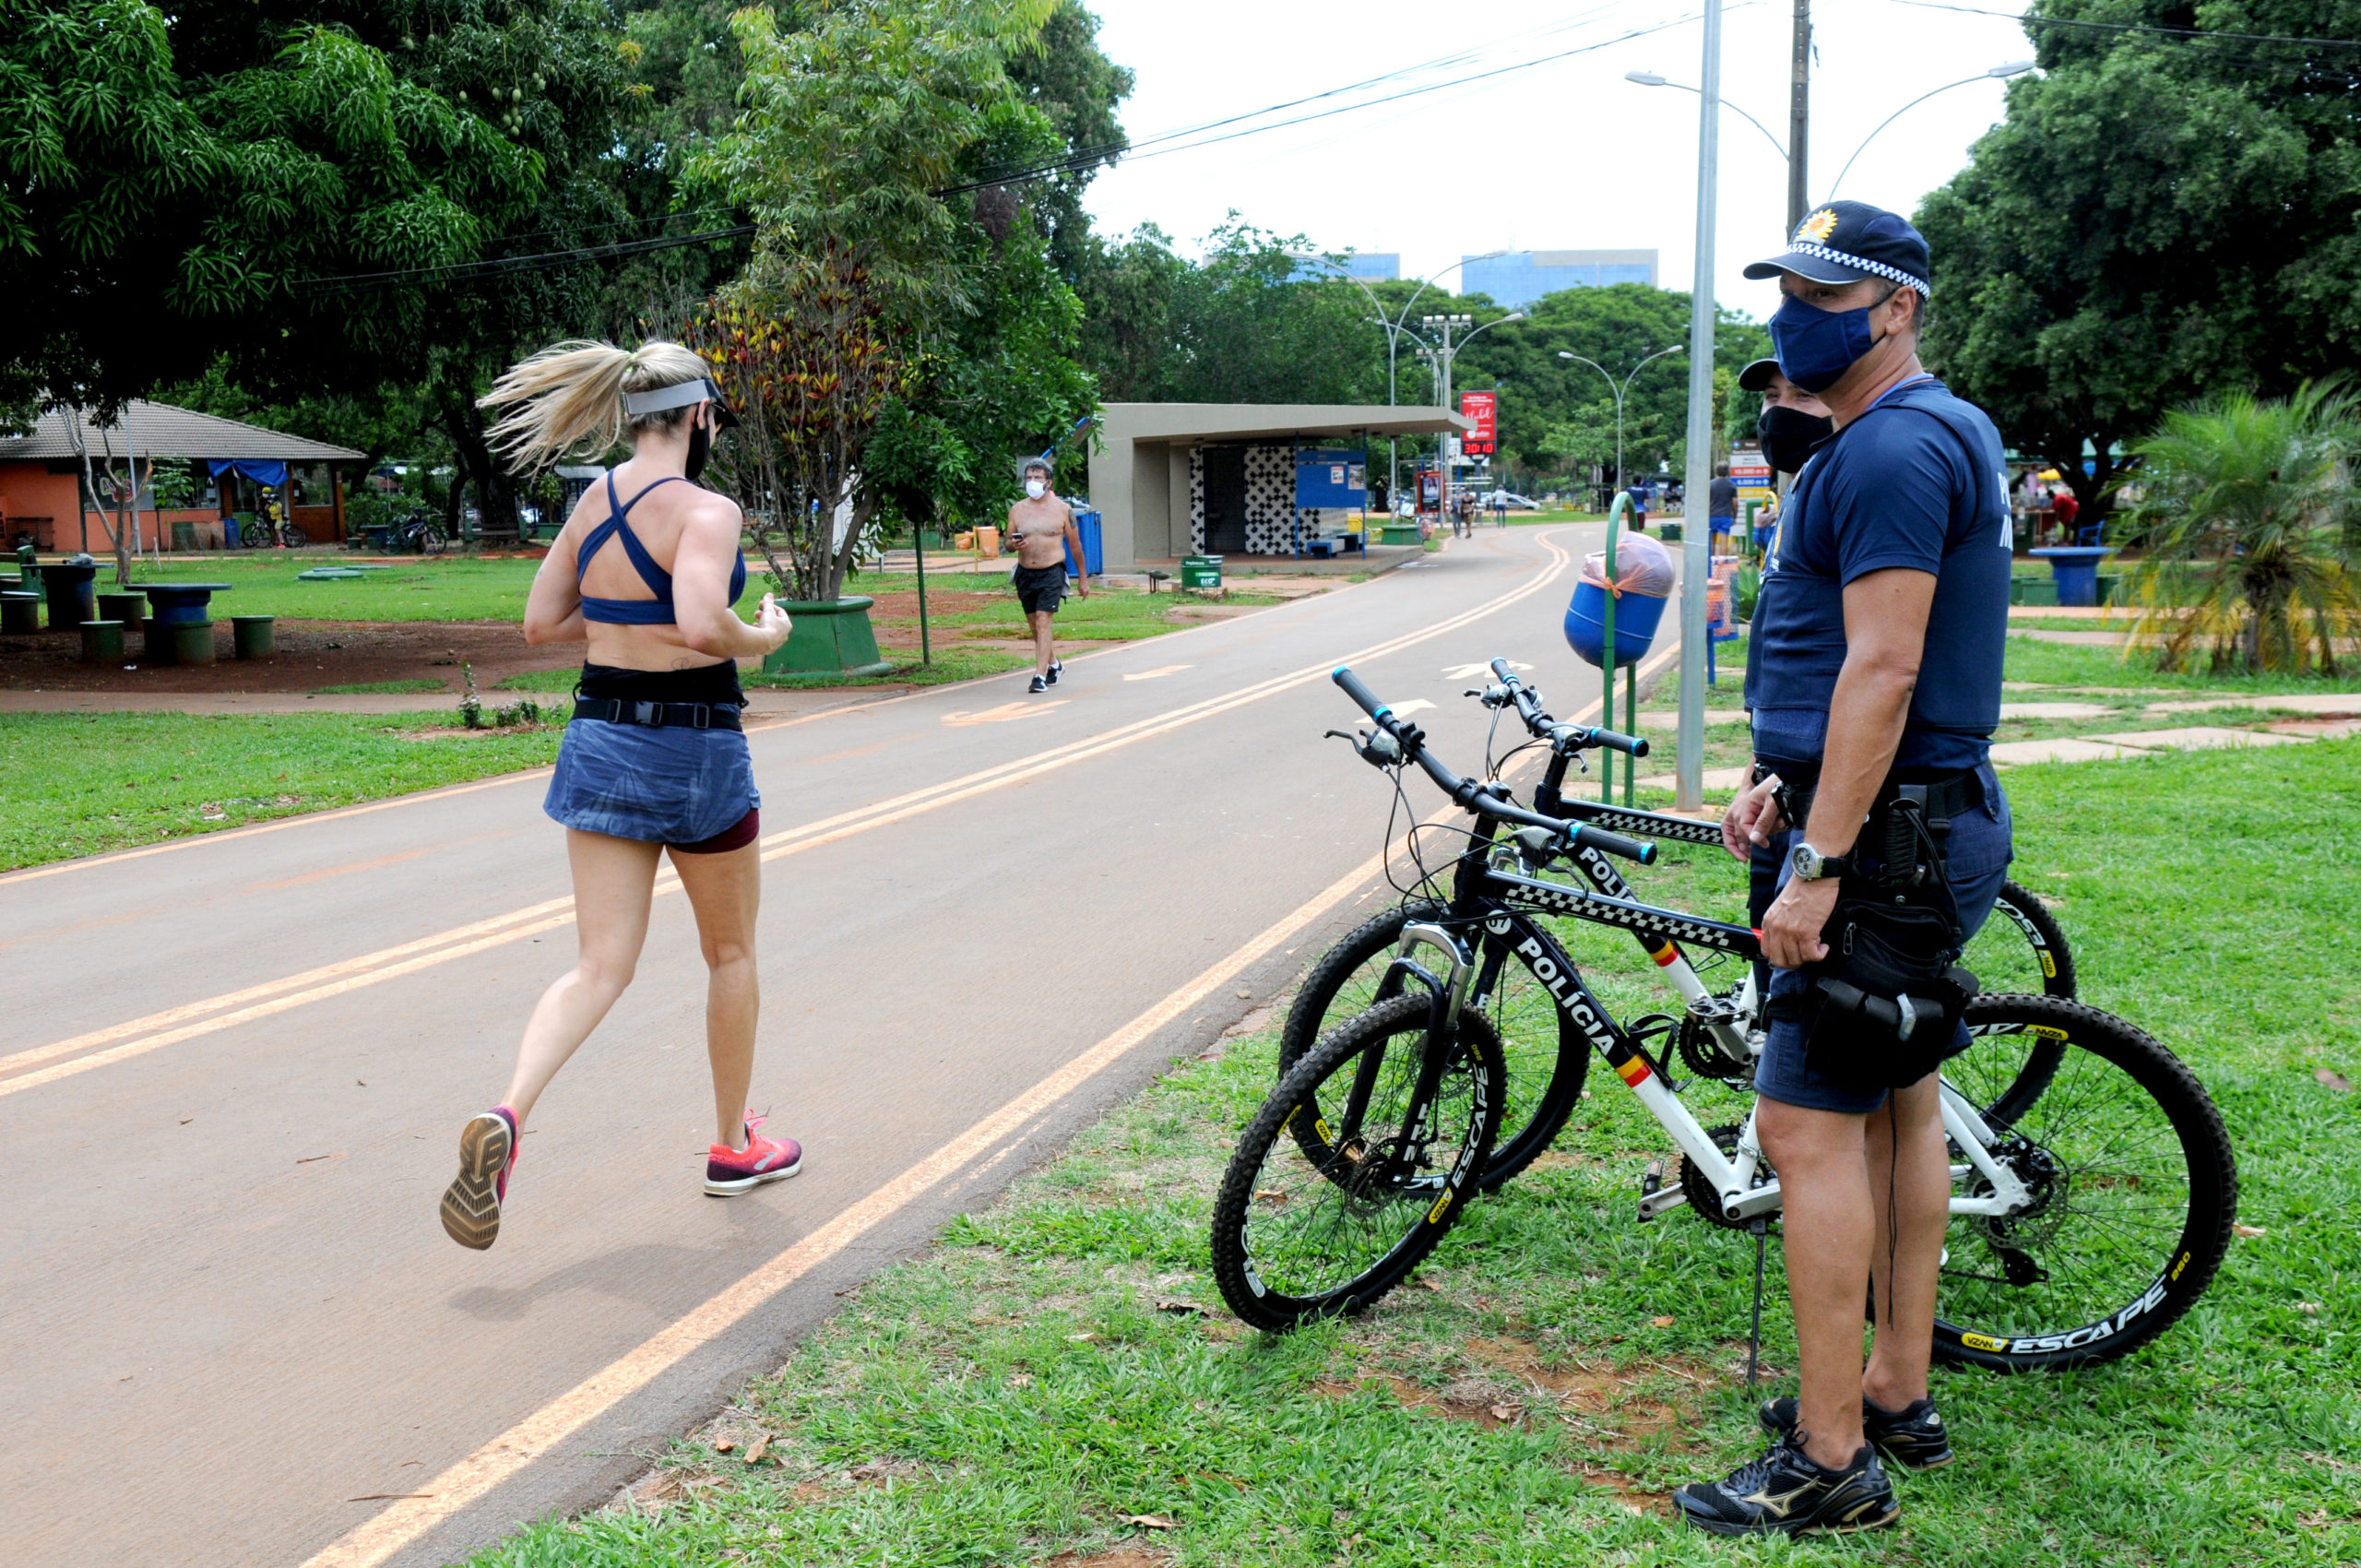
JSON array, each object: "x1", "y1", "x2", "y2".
[
  {"x1": 577, "y1": 472, "x2": 746, "y2": 624},
  {"x1": 1744, "y1": 376, "x2": 2011, "y2": 775}
]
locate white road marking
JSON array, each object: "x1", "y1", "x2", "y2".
[
  {"x1": 1122, "y1": 665, "x2": 1193, "y2": 682},
  {"x1": 942, "y1": 700, "x2": 1066, "y2": 726}
]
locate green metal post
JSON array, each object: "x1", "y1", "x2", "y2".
[
  {"x1": 914, "y1": 526, "x2": 931, "y2": 665},
  {"x1": 1600, "y1": 493, "x2": 1629, "y2": 801}
]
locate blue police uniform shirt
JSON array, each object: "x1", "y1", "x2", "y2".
[{"x1": 1744, "y1": 376, "x2": 2011, "y2": 774}]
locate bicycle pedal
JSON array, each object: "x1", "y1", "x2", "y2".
[{"x1": 1636, "y1": 1158, "x2": 1666, "y2": 1222}]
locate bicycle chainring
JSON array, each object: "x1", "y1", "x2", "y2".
[
  {"x1": 1680, "y1": 1123, "x2": 1768, "y2": 1229},
  {"x1": 1678, "y1": 1013, "x2": 1753, "y2": 1084}
]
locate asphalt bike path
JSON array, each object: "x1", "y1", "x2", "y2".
[{"x1": 1, "y1": 523, "x2": 1649, "y2": 1566}]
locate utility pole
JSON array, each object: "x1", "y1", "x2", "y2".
[
  {"x1": 1788, "y1": 0, "x2": 1810, "y2": 230},
  {"x1": 1677, "y1": 0, "x2": 1723, "y2": 812}
]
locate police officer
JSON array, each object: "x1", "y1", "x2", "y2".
[{"x1": 1679, "y1": 201, "x2": 2015, "y2": 1538}]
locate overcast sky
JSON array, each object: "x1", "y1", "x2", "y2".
[{"x1": 1081, "y1": 0, "x2": 2041, "y2": 323}]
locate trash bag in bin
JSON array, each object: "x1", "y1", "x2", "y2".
[{"x1": 1565, "y1": 532, "x2": 1674, "y2": 669}]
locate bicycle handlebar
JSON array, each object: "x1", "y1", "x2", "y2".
[
  {"x1": 1482, "y1": 658, "x2": 1648, "y2": 757},
  {"x1": 1330, "y1": 666, "x2": 1658, "y2": 866}
]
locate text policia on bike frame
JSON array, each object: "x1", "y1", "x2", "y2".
[
  {"x1": 1209, "y1": 665, "x2": 2236, "y2": 1378},
  {"x1": 1279, "y1": 659, "x2": 2078, "y2": 1194}
]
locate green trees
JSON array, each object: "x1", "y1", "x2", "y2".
[
  {"x1": 1916, "y1": 0, "x2": 2361, "y2": 523},
  {"x1": 2122, "y1": 383, "x2": 2361, "y2": 673}
]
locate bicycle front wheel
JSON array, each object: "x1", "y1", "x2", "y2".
[
  {"x1": 1932, "y1": 994, "x2": 2236, "y2": 1372},
  {"x1": 1213, "y1": 993, "x2": 1504, "y2": 1331},
  {"x1": 1279, "y1": 901, "x2": 1583, "y2": 1194}
]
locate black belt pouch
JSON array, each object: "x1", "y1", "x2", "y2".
[{"x1": 1794, "y1": 897, "x2": 1980, "y2": 1090}]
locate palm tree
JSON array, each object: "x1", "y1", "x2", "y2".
[{"x1": 2121, "y1": 382, "x2": 2361, "y2": 673}]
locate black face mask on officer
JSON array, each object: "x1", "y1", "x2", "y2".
[
  {"x1": 684, "y1": 404, "x2": 713, "y2": 483},
  {"x1": 1757, "y1": 404, "x2": 1834, "y2": 476}
]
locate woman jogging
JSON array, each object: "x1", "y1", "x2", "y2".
[{"x1": 439, "y1": 339, "x2": 800, "y2": 1253}]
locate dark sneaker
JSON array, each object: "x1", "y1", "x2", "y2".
[
  {"x1": 1760, "y1": 1394, "x2": 1955, "y2": 1471},
  {"x1": 1045, "y1": 659, "x2": 1062, "y2": 686},
  {"x1": 1027, "y1": 675, "x2": 1048, "y2": 694},
  {"x1": 440, "y1": 1107, "x2": 517, "y2": 1251},
  {"x1": 706, "y1": 1114, "x2": 803, "y2": 1195},
  {"x1": 1675, "y1": 1432, "x2": 1898, "y2": 1537}
]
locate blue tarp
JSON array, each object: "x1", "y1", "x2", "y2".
[{"x1": 209, "y1": 459, "x2": 289, "y2": 488}]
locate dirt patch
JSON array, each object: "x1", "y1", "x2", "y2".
[
  {"x1": 1039, "y1": 1548, "x2": 1174, "y2": 1568},
  {"x1": 0, "y1": 619, "x2": 574, "y2": 694}
]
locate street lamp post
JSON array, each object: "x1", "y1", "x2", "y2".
[
  {"x1": 1554, "y1": 345, "x2": 1685, "y2": 505},
  {"x1": 1826, "y1": 61, "x2": 2035, "y2": 197},
  {"x1": 1673, "y1": 0, "x2": 1726, "y2": 813},
  {"x1": 1623, "y1": 70, "x2": 1787, "y2": 163},
  {"x1": 1304, "y1": 251, "x2": 1507, "y2": 506},
  {"x1": 1423, "y1": 310, "x2": 1525, "y2": 534}
]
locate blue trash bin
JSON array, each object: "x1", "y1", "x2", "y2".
[
  {"x1": 1065, "y1": 509, "x2": 1104, "y2": 578},
  {"x1": 1564, "y1": 581, "x2": 1668, "y2": 668}
]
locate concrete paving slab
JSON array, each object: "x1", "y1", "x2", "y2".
[
  {"x1": 1988, "y1": 737, "x2": 2156, "y2": 765},
  {"x1": 1997, "y1": 701, "x2": 2116, "y2": 719},
  {"x1": 1637, "y1": 707, "x2": 1749, "y2": 730},
  {"x1": 2269, "y1": 718, "x2": 2361, "y2": 738},
  {"x1": 2085, "y1": 726, "x2": 2310, "y2": 751},
  {"x1": 2143, "y1": 692, "x2": 2361, "y2": 715}
]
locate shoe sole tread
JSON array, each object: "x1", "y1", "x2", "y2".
[{"x1": 439, "y1": 1115, "x2": 511, "y2": 1251}]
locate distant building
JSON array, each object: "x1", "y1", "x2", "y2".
[
  {"x1": 1459, "y1": 250, "x2": 1659, "y2": 308},
  {"x1": 1287, "y1": 252, "x2": 1402, "y2": 283}
]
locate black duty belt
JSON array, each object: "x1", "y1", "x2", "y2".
[
  {"x1": 1774, "y1": 766, "x2": 1980, "y2": 840},
  {"x1": 572, "y1": 696, "x2": 742, "y2": 731}
]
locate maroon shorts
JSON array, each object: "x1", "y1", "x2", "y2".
[{"x1": 669, "y1": 805, "x2": 760, "y2": 854}]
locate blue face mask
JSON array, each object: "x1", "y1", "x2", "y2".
[{"x1": 1769, "y1": 291, "x2": 1880, "y2": 393}]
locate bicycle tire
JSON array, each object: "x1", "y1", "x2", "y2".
[
  {"x1": 420, "y1": 525, "x2": 449, "y2": 556},
  {"x1": 1212, "y1": 993, "x2": 1504, "y2": 1331},
  {"x1": 1278, "y1": 900, "x2": 1585, "y2": 1194},
  {"x1": 279, "y1": 524, "x2": 309, "y2": 549},
  {"x1": 1930, "y1": 994, "x2": 2235, "y2": 1372}
]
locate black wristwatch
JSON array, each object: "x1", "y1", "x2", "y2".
[{"x1": 1790, "y1": 842, "x2": 1854, "y2": 883}]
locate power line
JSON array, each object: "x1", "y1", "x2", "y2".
[
  {"x1": 296, "y1": 223, "x2": 753, "y2": 298},
  {"x1": 1883, "y1": 0, "x2": 2361, "y2": 52}
]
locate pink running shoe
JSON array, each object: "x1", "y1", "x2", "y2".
[
  {"x1": 706, "y1": 1113, "x2": 802, "y2": 1195},
  {"x1": 441, "y1": 1106, "x2": 518, "y2": 1251}
]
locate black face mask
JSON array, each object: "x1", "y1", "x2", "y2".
[
  {"x1": 1758, "y1": 404, "x2": 1835, "y2": 475},
  {"x1": 684, "y1": 409, "x2": 712, "y2": 483}
]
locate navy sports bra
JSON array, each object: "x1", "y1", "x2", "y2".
[{"x1": 576, "y1": 473, "x2": 747, "y2": 625}]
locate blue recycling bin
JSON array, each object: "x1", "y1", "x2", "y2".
[
  {"x1": 2030, "y1": 546, "x2": 2114, "y2": 608},
  {"x1": 1564, "y1": 580, "x2": 1668, "y2": 669},
  {"x1": 1064, "y1": 509, "x2": 1103, "y2": 578}
]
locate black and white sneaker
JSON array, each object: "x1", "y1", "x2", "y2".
[
  {"x1": 1675, "y1": 1431, "x2": 1898, "y2": 1537},
  {"x1": 1045, "y1": 659, "x2": 1062, "y2": 686},
  {"x1": 1027, "y1": 674, "x2": 1049, "y2": 694},
  {"x1": 1760, "y1": 1394, "x2": 1955, "y2": 1470}
]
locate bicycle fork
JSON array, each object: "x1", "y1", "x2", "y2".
[{"x1": 1336, "y1": 925, "x2": 1475, "y2": 1185}]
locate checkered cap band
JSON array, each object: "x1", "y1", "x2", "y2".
[{"x1": 1786, "y1": 242, "x2": 1930, "y2": 295}]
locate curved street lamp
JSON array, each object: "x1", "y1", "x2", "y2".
[
  {"x1": 1299, "y1": 251, "x2": 1509, "y2": 504},
  {"x1": 1826, "y1": 61, "x2": 2036, "y2": 198},
  {"x1": 1623, "y1": 70, "x2": 1788, "y2": 163},
  {"x1": 1555, "y1": 344, "x2": 1685, "y2": 499}
]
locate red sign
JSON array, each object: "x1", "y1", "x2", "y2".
[{"x1": 1460, "y1": 390, "x2": 1497, "y2": 455}]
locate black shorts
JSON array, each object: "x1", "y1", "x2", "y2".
[{"x1": 1012, "y1": 563, "x2": 1067, "y2": 615}]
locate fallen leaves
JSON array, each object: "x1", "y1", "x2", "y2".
[
  {"x1": 2234, "y1": 1223, "x2": 2267, "y2": 1239},
  {"x1": 1649, "y1": 1315, "x2": 1676, "y2": 1328},
  {"x1": 295, "y1": 1151, "x2": 347, "y2": 1165},
  {"x1": 712, "y1": 1438, "x2": 735, "y2": 1454},
  {"x1": 1153, "y1": 1298, "x2": 1206, "y2": 1316},
  {"x1": 1119, "y1": 1515, "x2": 1178, "y2": 1531},
  {"x1": 2316, "y1": 1067, "x2": 2353, "y2": 1093},
  {"x1": 743, "y1": 1434, "x2": 771, "y2": 1466}
]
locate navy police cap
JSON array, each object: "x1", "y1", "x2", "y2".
[{"x1": 1743, "y1": 199, "x2": 1930, "y2": 296}]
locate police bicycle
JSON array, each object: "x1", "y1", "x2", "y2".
[
  {"x1": 1208, "y1": 666, "x2": 2236, "y2": 1374},
  {"x1": 1275, "y1": 658, "x2": 2076, "y2": 1194}
]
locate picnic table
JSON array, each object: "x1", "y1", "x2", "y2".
[
  {"x1": 140, "y1": 582, "x2": 235, "y2": 625},
  {"x1": 2028, "y1": 546, "x2": 2115, "y2": 607},
  {"x1": 42, "y1": 560, "x2": 100, "y2": 629}
]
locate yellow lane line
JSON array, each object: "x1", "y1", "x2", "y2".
[
  {"x1": 5, "y1": 533, "x2": 1579, "y2": 1095},
  {"x1": 302, "y1": 602, "x2": 1638, "y2": 1568}
]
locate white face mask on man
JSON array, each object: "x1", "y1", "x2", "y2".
[{"x1": 1025, "y1": 479, "x2": 1046, "y2": 499}]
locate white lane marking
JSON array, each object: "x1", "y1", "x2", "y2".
[
  {"x1": 8, "y1": 533, "x2": 1582, "y2": 1093},
  {"x1": 1442, "y1": 659, "x2": 1533, "y2": 679},
  {"x1": 1122, "y1": 665, "x2": 1193, "y2": 682},
  {"x1": 1388, "y1": 699, "x2": 1437, "y2": 716}
]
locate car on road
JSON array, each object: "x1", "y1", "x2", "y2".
[{"x1": 1481, "y1": 490, "x2": 1541, "y2": 510}]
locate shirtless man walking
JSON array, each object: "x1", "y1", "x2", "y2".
[{"x1": 1005, "y1": 457, "x2": 1089, "y2": 694}]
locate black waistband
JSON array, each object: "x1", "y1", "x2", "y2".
[
  {"x1": 572, "y1": 695, "x2": 742, "y2": 731},
  {"x1": 1774, "y1": 765, "x2": 1982, "y2": 835},
  {"x1": 578, "y1": 659, "x2": 744, "y2": 706}
]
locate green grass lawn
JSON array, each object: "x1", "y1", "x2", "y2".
[
  {"x1": 135, "y1": 556, "x2": 543, "y2": 622},
  {"x1": 464, "y1": 737, "x2": 2361, "y2": 1566},
  {"x1": 0, "y1": 709, "x2": 563, "y2": 869}
]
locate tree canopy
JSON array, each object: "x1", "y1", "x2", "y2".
[{"x1": 1916, "y1": 0, "x2": 2361, "y2": 518}]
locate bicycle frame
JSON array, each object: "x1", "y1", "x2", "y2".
[{"x1": 1441, "y1": 815, "x2": 2031, "y2": 1227}]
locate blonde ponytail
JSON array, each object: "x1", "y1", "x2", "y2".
[{"x1": 478, "y1": 339, "x2": 715, "y2": 473}]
